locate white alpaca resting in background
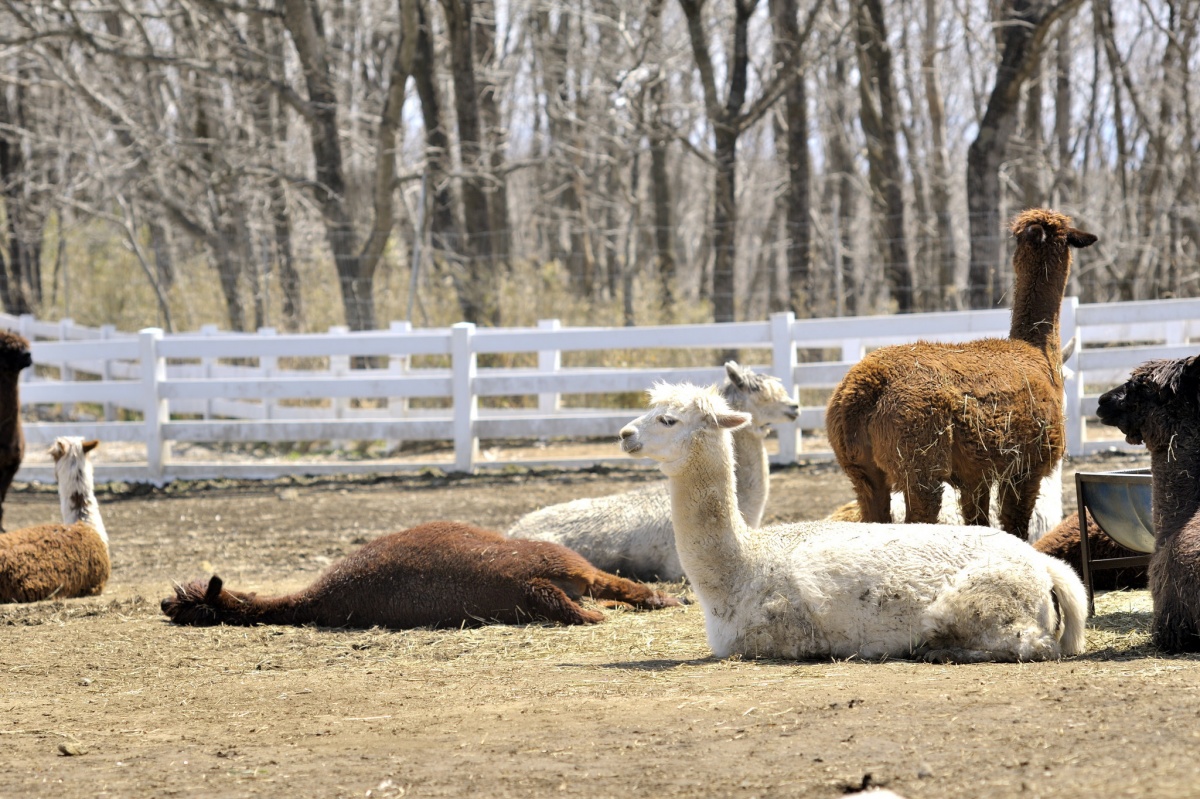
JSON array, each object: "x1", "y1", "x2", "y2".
[
  {"x1": 619, "y1": 383, "x2": 1086, "y2": 662},
  {"x1": 0, "y1": 438, "x2": 109, "y2": 603},
  {"x1": 507, "y1": 362, "x2": 798, "y2": 581}
]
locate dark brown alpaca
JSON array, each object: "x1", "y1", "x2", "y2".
[
  {"x1": 1097, "y1": 355, "x2": 1200, "y2": 652},
  {"x1": 1033, "y1": 510, "x2": 1148, "y2": 591},
  {"x1": 162, "y1": 521, "x2": 680, "y2": 629},
  {"x1": 825, "y1": 209, "x2": 1096, "y2": 539},
  {"x1": 0, "y1": 331, "x2": 32, "y2": 532}
]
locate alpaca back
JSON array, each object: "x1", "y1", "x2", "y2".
[
  {"x1": 164, "y1": 521, "x2": 676, "y2": 629},
  {"x1": 0, "y1": 522, "x2": 110, "y2": 603},
  {"x1": 507, "y1": 484, "x2": 680, "y2": 580},
  {"x1": 707, "y1": 521, "x2": 1083, "y2": 661}
]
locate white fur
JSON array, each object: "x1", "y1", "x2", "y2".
[
  {"x1": 620, "y1": 383, "x2": 1087, "y2": 662},
  {"x1": 508, "y1": 363, "x2": 798, "y2": 580},
  {"x1": 50, "y1": 437, "x2": 106, "y2": 547}
]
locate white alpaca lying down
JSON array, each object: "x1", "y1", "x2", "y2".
[
  {"x1": 507, "y1": 362, "x2": 798, "y2": 581},
  {"x1": 618, "y1": 383, "x2": 1087, "y2": 662}
]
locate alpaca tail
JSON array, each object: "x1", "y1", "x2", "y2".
[
  {"x1": 161, "y1": 575, "x2": 299, "y2": 627},
  {"x1": 1043, "y1": 555, "x2": 1088, "y2": 656}
]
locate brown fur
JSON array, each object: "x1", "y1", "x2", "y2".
[
  {"x1": 1033, "y1": 511, "x2": 1148, "y2": 591},
  {"x1": 0, "y1": 331, "x2": 32, "y2": 532},
  {"x1": 825, "y1": 209, "x2": 1096, "y2": 539},
  {"x1": 162, "y1": 521, "x2": 680, "y2": 629},
  {"x1": 0, "y1": 522, "x2": 110, "y2": 602},
  {"x1": 1097, "y1": 355, "x2": 1200, "y2": 652}
]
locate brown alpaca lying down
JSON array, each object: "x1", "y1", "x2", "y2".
[
  {"x1": 162, "y1": 521, "x2": 680, "y2": 629},
  {"x1": 1033, "y1": 510, "x2": 1148, "y2": 591}
]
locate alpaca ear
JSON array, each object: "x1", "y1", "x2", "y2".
[
  {"x1": 1066, "y1": 228, "x2": 1098, "y2": 248},
  {"x1": 724, "y1": 361, "x2": 747, "y2": 388},
  {"x1": 48, "y1": 440, "x2": 65, "y2": 461},
  {"x1": 205, "y1": 575, "x2": 225, "y2": 603},
  {"x1": 82, "y1": 440, "x2": 99, "y2": 454},
  {"x1": 1020, "y1": 223, "x2": 1046, "y2": 244},
  {"x1": 717, "y1": 411, "x2": 752, "y2": 430},
  {"x1": 1061, "y1": 335, "x2": 1078, "y2": 362}
]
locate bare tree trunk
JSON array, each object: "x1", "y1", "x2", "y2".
[
  {"x1": 854, "y1": 0, "x2": 912, "y2": 312},
  {"x1": 772, "y1": 0, "x2": 813, "y2": 317},
  {"x1": 0, "y1": 81, "x2": 41, "y2": 315},
  {"x1": 967, "y1": 0, "x2": 1085, "y2": 309},
  {"x1": 412, "y1": 0, "x2": 461, "y2": 256},
  {"x1": 923, "y1": 0, "x2": 960, "y2": 309},
  {"x1": 441, "y1": 0, "x2": 497, "y2": 325},
  {"x1": 475, "y1": 0, "x2": 511, "y2": 269},
  {"x1": 679, "y1": 0, "x2": 759, "y2": 325}
]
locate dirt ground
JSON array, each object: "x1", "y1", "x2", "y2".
[{"x1": 3, "y1": 447, "x2": 1196, "y2": 799}]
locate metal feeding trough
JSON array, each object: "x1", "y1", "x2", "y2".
[{"x1": 1074, "y1": 467, "x2": 1156, "y2": 615}]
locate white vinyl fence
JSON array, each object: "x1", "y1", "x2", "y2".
[{"x1": 6, "y1": 296, "x2": 1198, "y2": 484}]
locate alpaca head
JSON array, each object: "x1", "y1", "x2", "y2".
[
  {"x1": 0, "y1": 331, "x2": 32, "y2": 373},
  {"x1": 1009, "y1": 208, "x2": 1097, "y2": 265},
  {"x1": 50, "y1": 437, "x2": 100, "y2": 530},
  {"x1": 722, "y1": 362, "x2": 799, "y2": 435},
  {"x1": 619, "y1": 383, "x2": 751, "y2": 476},
  {"x1": 1097, "y1": 356, "x2": 1200, "y2": 455}
]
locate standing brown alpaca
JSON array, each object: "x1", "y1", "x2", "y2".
[
  {"x1": 0, "y1": 331, "x2": 32, "y2": 532},
  {"x1": 1033, "y1": 510, "x2": 1148, "y2": 591},
  {"x1": 825, "y1": 209, "x2": 1096, "y2": 538},
  {"x1": 162, "y1": 521, "x2": 680, "y2": 629},
  {"x1": 1096, "y1": 355, "x2": 1200, "y2": 652}
]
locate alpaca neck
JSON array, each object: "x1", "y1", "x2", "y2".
[
  {"x1": 666, "y1": 432, "x2": 748, "y2": 598},
  {"x1": 60, "y1": 480, "x2": 107, "y2": 546},
  {"x1": 731, "y1": 425, "x2": 769, "y2": 528},
  {"x1": 1008, "y1": 257, "x2": 1069, "y2": 367},
  {"x1": 225, "y1": 589, "x2": 315, "y2": 626},
  {"x1": 1148, "y1": 447, "x2": 1200, "y2": 539},
  {"x1": 0, "y1": 371, "x2": 19, "y2": 428}
]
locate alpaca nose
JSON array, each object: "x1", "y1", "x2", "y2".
[{"x1": 618, "y1": 425, "x2": 634, "y2": 440}]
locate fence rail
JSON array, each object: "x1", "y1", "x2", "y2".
[{"x1": 6, "y1": 296, "x2": 1197, "y2": 484}]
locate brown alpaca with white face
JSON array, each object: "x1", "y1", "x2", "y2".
[
  {"x1": 825, "y1": 208, "x2": 1096, "y2": 539},
  {"x1": 162, "y1": 521, "x2": 679, "y2": 630},
  {"x1": 1097, "y1": 355, "x2": 1200, "y2": 652},
  {"x1": 0, "y1": 438, "x2": 109, "y2": 603},
  {"x1": 0, "y1": 331, "x2": 33, "y2": 532}
]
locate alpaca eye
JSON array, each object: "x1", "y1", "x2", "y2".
[{"x1": 660, "y1": 417, "x2": 678, "y2": 427}]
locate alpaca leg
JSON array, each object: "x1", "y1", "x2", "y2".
[
  {"x1": 921, "y1": 561, "x2": 1059, "y2": 662},
  {"x1": 844, "y1": 463, "x2": 892, "y2": 523},
  {"x1": 1149, "y1": 548, "x2": 1200, "y2": 653},
  {"x1": 957, "y1": 478, "x2": 991, "y2": 528},
  {"x1": 901, "y1": 481, "x2": 943, "y2": 525},
  {"x1": 997, "y1": 476, "x2": 1038, "y2": 538},
  {"x1": 522, "y1": 578, "x2": 605, "y2": 625},
  {"x1": 0, "y1": 462, "x2": 17, "y2": 532},
  {"x1": 584, "y1": 569, "x2": 680, "y2": 610}
]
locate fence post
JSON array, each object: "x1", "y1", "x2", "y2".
[
  {"x1": 139, "y1": 327, "x2": 167, "y2": 482},
  {"x1": 328, "y1": 325, "x2": 350, "y2": 450},
  {"x1": 59, "y1": 318, "x2": 76, "y2": 418},
  {"x1": 537, "y1": 319, "x2": 561, "y2": 414},
  {"x1": 386, "y1": 321, "x2": 412, "y2": 454},
  {"x1": 200, "y1": 324, "x2": 219, "y2": 420},
  {"x1": 770, "y1": 311, "x2": 799, "y2": 464},
  {"x1": 1060, "y1": 296, "x2": 1084, "y2": 457},
  {"x1": 451, "y1": 322, "x2": 478, "y2": 473},
  {"x1": 100, "y1": 324, "x2": 116, "y2": 421},
  {"x1": 258, "y1": 327, "x2": 278, "y2": 421}
]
